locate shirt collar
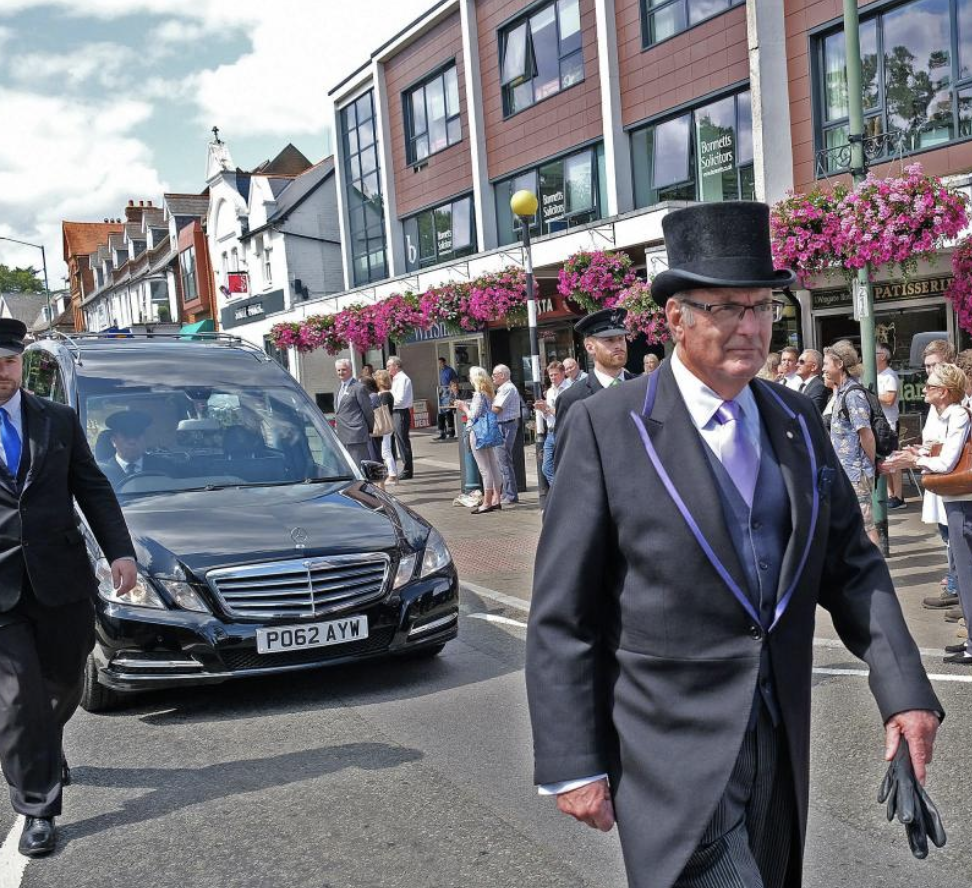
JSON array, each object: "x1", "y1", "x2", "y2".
[
  {"x1": 115, "y1": 454, "x2": 142, "y2": 472},
  {"x1": 593, "y1": 367, "x2": 624, "y2": 389},
  {"x1": 670, "y1": 348, "x2": 759, "y2": 431},
  {"x1": 0, "y1": 389, "x2": 22, "y2": 418}
]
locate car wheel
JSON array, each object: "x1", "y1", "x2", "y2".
[{"x1": 80, "y1": 652, "x2": 122, "y2": 713}]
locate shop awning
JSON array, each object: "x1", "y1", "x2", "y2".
[{"x1": 179, "y1": 319, "x2": 215, "y2": 339}]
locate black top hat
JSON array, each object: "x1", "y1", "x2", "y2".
[
  {"x1": 0, "y1": 319, "x2": 27, "y2": 357},
  {"x1": 651, "y1": 202, "x2": 796, "y2": 302},
  {"x1": 574, "y1": 308, "x2": 628, "y2": 338},
  {"x1": 105, "y1": 410, "x2": 152, "y2": 437}
]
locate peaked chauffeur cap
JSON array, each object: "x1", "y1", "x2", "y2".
[{"x1": 575, "y1": 307, "x2": 628, "y2": 338}]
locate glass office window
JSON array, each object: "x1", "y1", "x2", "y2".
[
  {"x1": 341, "y1": 90, "x2": 388, "y2": 286},
  {"x1": 500, "y1": 0, "x2": 584, "y2": 117},
  {"x1": 816, "y1": 0, "x2": 972, "y2": 172},
  {"x1": 642, "y1": 0, "x2": 744, "y2": 48},
  {"x1": 405, "y1": 64, "x2": 461, "y2": 164},
  {"x1": 631, "y1": 89, "x2": 755, "y2": 207},
  {"x1": 495, "y1": 144, "x2": 603, "y2": 245},
  {"x1": 403, "y1": 195, "x2": 476, "y2": 271}
]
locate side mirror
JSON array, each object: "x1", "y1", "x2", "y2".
[{"x1": 360, "y1": 460, "x2": 388, "y2": 483}]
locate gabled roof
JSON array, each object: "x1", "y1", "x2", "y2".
[
  {"x1": 251, "y1": 143, "x2": 313, "y2": 177},
  {"x1": 62, "y1": 221, "x2": 124, "y2": 262},
  {"x1": 268, "y1": 157, "x2": 335, "y2": 224},
  {"x1": 108, "y1": 233, "x2": 126, "y2": 252},
  {"x1": 164, "y1": 193, "x2": 210, "y2": 218},
  {"x1": 0, "y1": 292, "x2": 47, "y2": 325},
  {"x1": 124, "y1": 223, "x2": 145, "y2": 242}
]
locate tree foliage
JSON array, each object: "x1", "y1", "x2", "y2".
[{"x1": 0, "y1": 265, "x2": 44, "y2": 293}]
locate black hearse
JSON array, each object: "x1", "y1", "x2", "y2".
[{"x1": 23, "y1": 333, "x2": 458, "y2": 711}]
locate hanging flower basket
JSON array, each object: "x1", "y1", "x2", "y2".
[
  {"x1": 269, "y1": 316, "x2": 346, "y2": 354},
  {"x1": 419, "y1": 280, "x2": 478, "y2": 332},
  {"x1": 617, "y1": 279, "x2": 669, "y2": 345},
  {"x1": 557, "y1": 250, "x2": 637, "y2": 313},
  {"x1": 771, "y1": 163, "x2": 968, "y2": 284},
  {"x1": 377, "y1": 292, "x2": 425, "y2": 343},
  {"x1": 467, "y1": 267, "x2": 527, "y2": 326},
  {"x1": 945, "y1": 237, "x2": 972, "y2": 335}
]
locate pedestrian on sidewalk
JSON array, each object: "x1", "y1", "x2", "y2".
[
  {"x1": 373, "y1": 370, "x2": 398, "y2": 485},
  {"x1": 796, "y1": 349, "x2": 828, "y2": 413},
  {"x1": 877, "y1": 346, "x2": 904, "y2": 509},
  {"x1": 491, "y1": 364, "x2": 522, "y2": 505},
  {"x1": 0, "y1": 319, "x2": 136, "y2": 857},
  {"x1": 884, "y1": 363, "x2": 972, "y2": 663},
  {"x1": 535, "y1": 360, "x2": 567, "y2": 485},
  {"x1": 458, "y1": 366, "x2": 503, "y2": 514},
  {"x1": 333, "y1": 358, "x2": 375, "y2": 468},
  {"x1": 436, "y1": 357, "x2": 458, "y2": 441},
  {"x1": 527, "y1": 201, "x2": 941, "y2": 888},
  {"x1": 386, "y1": 356, "x2": 414, "y2": 480},
  {"x1": 562, "y1": 357, "x2": 587, "y2": 386}
]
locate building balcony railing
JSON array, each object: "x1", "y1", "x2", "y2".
[{"x1": 815, "y1": 129, "x2": 912, "y2": 178}]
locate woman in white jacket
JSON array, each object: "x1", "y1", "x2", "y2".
[{"x1": 887, "y1": 363, "x2": 972, "y2": 662}]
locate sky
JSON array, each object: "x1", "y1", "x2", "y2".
[{"x1": 0, "y1": 0, "x2": 432, "y2": 283}]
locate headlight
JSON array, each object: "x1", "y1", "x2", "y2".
[
  {"x1": 419, "y1": 528, "x2": 452, "y2": 578},
  {"x1": 155, "y1": 579, "x2": 210, "y2": 613},
  {"x1": 95, "y1": 558, "x2": 165, "y2": 609},
  {"x1": 393, "y1": 553, "x2": 417, "y2": 589}
]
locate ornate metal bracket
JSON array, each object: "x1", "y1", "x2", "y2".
[{"x1": 814, "y1": 128, "x2": 911, "y2": 178}]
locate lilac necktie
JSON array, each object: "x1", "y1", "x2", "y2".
[{"x1": 714, "y1": 400, "x2": 759, "y2": 507}]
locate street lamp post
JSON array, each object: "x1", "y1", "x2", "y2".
[
  {"x1": 510, "y1": 190, "x2": 546, "y2": 500},
  {"x1": 0, "y1": 236, "x2": 53, "y2": 330}
]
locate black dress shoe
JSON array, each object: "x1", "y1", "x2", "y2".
[
  {"x1": 944, "y1": 642, "x2": 968, "y2": 654},
  {"x1": 942, "y1": 650, "x2": 972, "y2": 665},
  {"x1": 398, "y1": 472, "x2": 413, "y2": 480},
  {"x1": 19, "y1": 817, "x2": 55, "y2": 857}
]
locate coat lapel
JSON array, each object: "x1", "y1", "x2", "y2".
[
  {"x1": 631, "y1": 364, "x2": 756, "y2": 624},
  {"x1": 21, "y1": 392, "x2": 50, "y2": 493},
  {"x1": 750, "y1": 380, "x2": 820, "y2": 627}
]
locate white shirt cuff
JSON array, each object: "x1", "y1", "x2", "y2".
[{"x1": 537, "y1": 774, "x2": 608, "y2": 796}]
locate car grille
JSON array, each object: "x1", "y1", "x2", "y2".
[
  {"x1": 206, "y1": 554, "x2": 390, "y2": 620},
  {"x1": 220, "y1": 627, "x2": 395, "y2": 671}
]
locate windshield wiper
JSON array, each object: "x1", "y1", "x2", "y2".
[{"x1": 303, "y1": 476, "x2": 354, "y2": 483}]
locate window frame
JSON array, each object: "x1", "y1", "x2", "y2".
[
  {"x1": 402, "y1": 194, "x2": 477, "y2": 272},
  {"x1": 498, "y1": 0, "x2": 585, "y2": 119},
  {"x1": 812, "y1": 0, "x2": 972, "y2": 176},
  {"x1": 640, "y1": 0, "x2": 745, "y2": 51},
  {"x1": 180, "y1": 246, "x2": 198, "y2": 303},
  {"x1": 628, "y1": 86, "x2": 756, "y2": 208},
  {"x1": 403, "y1": 62, "x2": 462, "y2": 166}
]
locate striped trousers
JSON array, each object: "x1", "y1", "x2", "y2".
[{"x1": 674, "y1": 707, "x2": 796, "y2": 888}]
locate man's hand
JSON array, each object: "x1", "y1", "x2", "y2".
[
  {"x1": 556, "y1": 778, "x2": 615, "y2": 832},
  {"x1": 885, "y1": 710, "x2": 940, "y2": 784},
  {"x1": 110, "y1": 559, "x2": 137, "y2": 597}
]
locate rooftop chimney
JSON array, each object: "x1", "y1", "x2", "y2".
[{"x1": 128, "y1": 200, "x2": 134, "y2": 206}]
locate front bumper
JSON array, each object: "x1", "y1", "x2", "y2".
[{"x1": 93, "y1": 570, "x2": 459, "y2": 693}]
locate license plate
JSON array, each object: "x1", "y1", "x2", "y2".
[{"x1": 255, "y1": 615, "x2": 369, "y2": 654}]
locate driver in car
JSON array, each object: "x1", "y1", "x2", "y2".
[{"x1": 98, "y1": 411, "x2": 169, "y2": 488}]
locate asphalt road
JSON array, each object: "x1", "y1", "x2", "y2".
[{"x1": 0, "y1": 582, "x2": 967, "y2": 888}]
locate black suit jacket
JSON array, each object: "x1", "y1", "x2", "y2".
[
  {"x1": 0, "y1": 392, "x2": 134, "y2": 611},
  {"x1": 334, "y1": 378, "x2": 375, "y2": 446},
  {"x1": 526, "y1": 359, "x2": 940, "y2": 888},
  {"x1": 98, "y1": 453, "x2": 171, "y2": 489},
  {"x1": 799, "y1": 374, "x2": 830, "y2": 413},
  {"x1": 554, "y1": 369, "x2": 633, "y2": 444}
]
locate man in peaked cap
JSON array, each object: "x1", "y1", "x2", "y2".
[
  {"x1": 527, "y1": 202, "x2": 941, "y2": 888},
  {"x1": 98, "y1": 410, "x2": 170, "y2": 489},
  {"x1": 552, "y1": 307, "x2": 633, "y2": 455},
  {"x1": 0, "y1": 320, "x2": 135, "y2": 856}
]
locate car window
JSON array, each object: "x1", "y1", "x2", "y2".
[
  {"x1": 24, "y1": 351, "x2": 67, "y2": 404},
  {"x1": 79, "y1": 378, "x2": 356, "y2": 496}
]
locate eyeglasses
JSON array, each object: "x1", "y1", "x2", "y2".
[
  {"x1": 925, "y1": 383, "x2": 945, "y2": 391},
  {"x1": 679, "y1": 300, "x2": 783, "y2": 324}
]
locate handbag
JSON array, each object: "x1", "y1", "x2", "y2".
[
  {"x1": 471, "y1": 409, "x2": 503, "y2": 450},
  {"x1": 371, "y1": 403, "x2": 394, "y2": 437},
  {"x1": 920, "y1": 408, "x2": 972, "y2": 496}
]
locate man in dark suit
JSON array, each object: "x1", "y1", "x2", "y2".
[
  {"x1": 334, "y1": 358, "x2": 374, "y2": 466},
  {"x1": 526, "y1": 203, "x2": 941, "y2": 888},
  {"x1": 0, "y1": 319, "x2": 135, "y2": 857},
  {"x1": 797, "y1": 348, "x2": 829, "y2": 413},
  {"x1": 97, "y1": 410, "x2": 172, "y2": 488},
  {"x1": 553, "y1": 309, "x2": 634, "y2": 442}
]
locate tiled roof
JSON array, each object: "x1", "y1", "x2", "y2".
[
  {"x1": 251, "y1": 143, "x2": 313, "y2": 177},
  {"x1": 268, "y1": 157, "x2": 335, "y2": 224},
  {"x1": 0, "y1": 292, "x2": 47, "y2": 325},
  {"x1": 164, "y1": 193, "x2": 210, "y2": 217},
  {"x1": 124, "y1": 223, "x2": 145, "y2": 241},
  {"x1": 62, "y1": 221, "x2": 124, "y2": 261}
]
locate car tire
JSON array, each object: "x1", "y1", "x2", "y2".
[{"x1": 80, "y1": 652, "x2": 122, "y2": 713}]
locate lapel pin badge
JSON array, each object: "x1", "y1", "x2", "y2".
[{"x1": 786, "y1": 430, "x2": 794, "y2": 439}]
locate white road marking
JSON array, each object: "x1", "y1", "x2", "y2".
[
  {"x1": 467, "y1": 613, "x2": 529, "y2": 629},
  {"x1": 0, "y1": 816, "x2": 28, "y2": 888}
]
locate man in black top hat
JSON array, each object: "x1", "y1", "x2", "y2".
[
  {"x1": 527, "y1": 202, "x2": 940, "y2": 888},
  {"x1": 98, "y1": 410, "x2": 171, "y2": 488},
  {"x1": 0, "y1": 319, "x2": 135, "y2": 857},
  {"x1": 552, "y1": 307, "x2": 633, "y2": 458}
]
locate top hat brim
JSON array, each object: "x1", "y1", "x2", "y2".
[{"x1": 651, "y1": 267, "x2": 797, "y2": 302}]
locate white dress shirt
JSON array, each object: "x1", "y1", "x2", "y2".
[
  {"x1": 592, "y1": 367, "x2": 625, "y2": 390},
  {"x1": 390, "y1": 371, "x2": 413, "y2": 410},
  {"x1": 0, "y1": 389, "x2": 23, "y2": 472},
  {"x1": 538, "y1": 350, "x2": 763, "y2": 797},
  {"x1": 114, "y1": 454, "x2": 143, "y2": 475},
  {"x1": 782, "y1": 372, "x2": 802, "y2": 391}
]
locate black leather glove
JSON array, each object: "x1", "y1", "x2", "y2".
[{"x1": 877, "y1": 737, "x2": 946, "y2": 859}]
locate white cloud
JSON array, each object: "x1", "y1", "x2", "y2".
[
  {"x1": 12, "y1": 42, "x2": 139, "y2": 89},
  {"x1": 0, "y1": 87, "x2": 167, "y2": 279}
]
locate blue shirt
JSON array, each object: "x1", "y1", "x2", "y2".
[{"x1": 439, "y1": 365, "x2": 458, "y2": 387}]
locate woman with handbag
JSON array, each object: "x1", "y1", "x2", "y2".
[
  {"x1": 457, "y1": 366, "x2": 504, "y2": 515},
  {"x1": 884, "y1": 363, "x2": 972, "y2": 663},
  {"x1": 373, "y1": 370, "x2": 398, "y2": 486}
]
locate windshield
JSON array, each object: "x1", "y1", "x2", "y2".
[{"x1": 78, "y1": 368, "x2": 356, "y2": 496}]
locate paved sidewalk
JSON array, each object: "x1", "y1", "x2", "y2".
[{"x1": 392, "y1": 428, "x2": 962, "y2": 655}]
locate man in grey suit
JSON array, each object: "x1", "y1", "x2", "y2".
[
  {"x1": 334, "y1": 358, "x2": 374, "y2": 467},
  {"x1": 796, "y1": 348, "x2": 829, "y2": 413},
  {"x1": 526, "y1": 203, "x2": 941, "y2": 888}
]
